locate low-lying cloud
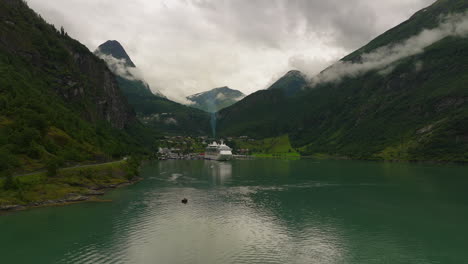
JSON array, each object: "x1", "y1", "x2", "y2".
[
  {"x1": 95, "y1": 52, "x2": 144, "y2": 82},
  {"x1": 95, "y1": 51, "x2": 167, "y2": 98},
  {"x1": 26, "y1": 0, "x2": 436, "y2": 102},
  {"x1": 215, "y1": 93, "x2": 226, "y2": 100},
  {"x1": 308, "y1": 11, "x2": 468, "y2": 86}
]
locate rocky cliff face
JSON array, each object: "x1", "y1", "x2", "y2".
[
  {"x1": 0, "y1": 0, "x2": 162, "y2": 172},
  {"x1": 0, "y1": 0, "x2": 135, "y2": 129},
  {"x1": 67, "y1": 50, "x2": 136, "y2": 129}
]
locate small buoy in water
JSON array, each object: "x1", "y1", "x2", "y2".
[{"x1": 181, "y1": 198, "x2": 188, "y2": 204}]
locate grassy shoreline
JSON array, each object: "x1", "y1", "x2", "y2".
[{"x1": 0, "y1": 159, "x2": 141, "y2": 212}]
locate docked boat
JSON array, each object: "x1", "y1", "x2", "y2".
[{"x1": 205, "y1": 141, "x2": 233, "y2": 161}]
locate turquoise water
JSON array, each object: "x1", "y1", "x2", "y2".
[{"x1": 1, "y1": 159, "x2": 468, "y2": 263}]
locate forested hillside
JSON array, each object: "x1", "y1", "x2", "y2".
[
  {"x1": 218, "y1": 0, "x2": 468, "y2": 162},
  {"x1": 0, "y1": 0, "x2": 156, "y2": 173}
]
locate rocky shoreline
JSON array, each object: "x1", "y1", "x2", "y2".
[{"x1": 0, "y1": 177, "x2": 143, "y2": 213}]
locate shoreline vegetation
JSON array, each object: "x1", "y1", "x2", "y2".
[
  {"x1": 0, "y1": 157, "x2": 141, "y2": 212},
  {"x1": 2, "y1": 151, "x2": 465, "y2": 214}
]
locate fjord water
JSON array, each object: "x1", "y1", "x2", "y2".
[{"x1": 1, "y1": 160, "x2": 468, "y2": 264}]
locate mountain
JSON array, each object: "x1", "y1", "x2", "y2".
[
  {"x1": 96, "y1": 41, "x2": 210, "y2": 135},
  {"x1": 0, "y1": 0, "x2": 156, "y2": 172},
  {"x1": 187, "y1": 87, "x2": 245, "y2": 113},
  {"x1": 267, "y1": 70, "x2": 308, "y2": 96},
  {"x1": 96, "y1": 40, "x2": 136, "y2": 67},
  {"x1": 95, "y1": 40, "x2": 165, "y2": 98},
  {"x1": 218, "y1": 0, "x2": 468, "y2": 162},
  {"x1": 130, "y1": 95, "x2": 211, "y2": 135}
]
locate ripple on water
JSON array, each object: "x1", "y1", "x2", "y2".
[
  {"x1": 56, "y1": 178, "x2": 349, "y2": 264},
  {"x1": 24, "y1": 159, "x2": 467, "y2": 264}
]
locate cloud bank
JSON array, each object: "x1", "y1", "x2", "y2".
[
  {"x1": 307, "y1": 11, "x2": 468, "y2": 86},
  {"x1": 26, "y1": 0, "x2": 435, "y2": 101}
]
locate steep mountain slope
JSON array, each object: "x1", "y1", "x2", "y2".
[
  {"x1": 218, "y1": 0, "x2": 468, "y2": 162},
  {"x1": 97, "y1": 40, "x2": 136, "y2": 67},
  {"x1": 96, "y1": 40, "x2": 164, "y2": 98},
  {"x1": 133, "y1": 95, "x2": 211, "y2": 135},
  {"x1": 0, "y1": 0, "x2": 155, "y2": 172},
  {"x1": 96, "y1": 41, "x2": 210, "y2": 135},
  {"x1": 267, "y1": 70, "x2": 308, "y2": 96},
  {"x1": 187, "y1": 87, "x2": 245, "y2": 112}
]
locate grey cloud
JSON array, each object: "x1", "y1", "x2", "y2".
[
  {"x1": 27, "y1": 0, "x2": 436, "y2": 102},
  {"x1": 288, "y1": 55, "x2": 335, "y2": 78},
  {"x1": 191, "y1": 0, "x2": 435, "y2": 50}
]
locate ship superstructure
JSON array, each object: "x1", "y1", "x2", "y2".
[{"x1": 205, "y1": 141, "x2": 233, "y2": 161}]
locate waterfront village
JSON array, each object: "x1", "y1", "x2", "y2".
[{"x1": 156, "y1": 136, "x2": 255, "y2": 160}]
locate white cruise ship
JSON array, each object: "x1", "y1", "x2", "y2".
[{"x1": 205, "y1": 141, "x2": 233, "y2": 161}]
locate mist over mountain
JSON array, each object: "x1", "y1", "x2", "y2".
[
  {"x1": 307, "y1": 10, "x2": 468, "y2": 87},
  {"x1": 267, "y1": 70, "x2": 308, "y2": 96},
  {"x1": 218, "y1": 0, "x2": 468, "y2": 162},
  {"x1": 95, "y1": 40, "x2": 165, "y2": 98},
  {"x1": 0, "y1": 0, "x2": 157, "y2": 171},
  {"x1": 2, "y1": 0, "x2": 467, "y2": 171},
  {"x1": 187, "y1": 87, "x2": 245, "y2": 113},
  {"x1": 92, "y1": 40, "x2": 210, "y2": 134},
  {"x1": 4, "y1": 0, "x2": 468, "y2": 259},
  {"x1": 97, "y1": 40, "x2": 136, "y2": 67},
  {"x1": 94, "y1": 41, "x2": 210, "y2": 135}
]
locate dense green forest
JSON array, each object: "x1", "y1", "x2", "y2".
[
  {"x1": 0, "y1": 0, "x2": 157, "y2": 174},
  {"x1": 218, "y1": 0, "x2": 468, "y2": 162},
  {"x1": 127, "y1": 94, "x2": 211, "y2": 135}
]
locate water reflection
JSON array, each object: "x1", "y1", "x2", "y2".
[
  {"x1": 2, "y1": 160, "x2": 468, "y2": 264},
  {"x1": 115, "y1": 177, "x2": 345, "y2": 263},
  {"x1": 206, "y1": 160, "x2": 232, "y2": 185}
]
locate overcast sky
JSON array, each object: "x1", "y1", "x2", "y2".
[{"x1": 27, "y1": 0, "x2": 435, "y2": 102}]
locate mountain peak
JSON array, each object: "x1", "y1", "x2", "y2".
[
  {"x1": 97, "y1": 40, "x2": 136, "y2": 67},
  {"x1": 285, "y1": 70, "x2": 303, "y2": 76},
  {"x1": 95, "y1": 40, "x2": 166, "y2": 98},
  {"x1": 212, "y1": 86, "x2": 237, "y2": 93},
  {"x1": 267, "y1": 70, "x2": 308, "y2": 96},
  {"x1": 187, "y1": 87, "x2": 245, "y2": 112}
]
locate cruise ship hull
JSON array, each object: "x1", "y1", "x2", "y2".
[{"x1": 205, "y1": 153, "x2": 232, "y2": 161}]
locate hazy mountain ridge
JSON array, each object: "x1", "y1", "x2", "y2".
[
  {"x1": 96, "y1": 41, "x2": 210, "y2": 135},
  {"x1": 95, "y1": 40, "x2": 165, "y2": 98},
  {"x1": 187, "y1": 86, "x2": 245, "y2": 112},
  {"x1": 218, "y1": 0, "x2": 468, "y2": 162}
]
